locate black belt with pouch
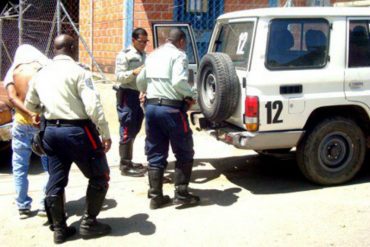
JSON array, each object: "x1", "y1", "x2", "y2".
[{"x1": 146, "y1": 98, "x2": 184, "y2": 108}]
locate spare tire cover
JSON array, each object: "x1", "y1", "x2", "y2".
[{"x1": 197, "y1": 52, "x2": 240, "y2": 122}]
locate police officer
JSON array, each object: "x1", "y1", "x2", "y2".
[
  {"x1": 137, "y1": 28, "x2": 200, "y2": 209},
  {"x1": 25, "y1": 34, "x2": 111, "y2": 244},
  {"x1": 115, "y1": 28, "x2": 148, "y2": 177}
]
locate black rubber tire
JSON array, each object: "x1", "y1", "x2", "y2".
[
  {"x1": 197, "y1": 52, "x2": 240, "y2": 122},
  {"x1": 296, "y1": 117, "x2": 366, "y2": 185}
]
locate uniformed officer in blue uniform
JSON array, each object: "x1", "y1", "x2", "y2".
[
  {"x1": 115, "y1": 28, "x2": 148, "y2": 177},
  {"x1": 137, "y1": 28, "x2": 200, "y2": 209},
  {"x1": 25, "y1": 35, "x2": 111, "y2": 244}
]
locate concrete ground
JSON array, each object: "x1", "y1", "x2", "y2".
[{"x1": 0, "y1": 83, "x2": 370, "y2": 246}]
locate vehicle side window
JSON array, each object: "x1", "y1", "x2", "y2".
[
  {"x1": 213, "y1": 22, "x2": 254, "y2": 68},
  {"x1": 348, "y1": 20, "x2": 370, "y2": 68},
  {"x1": 154, "y1": 26, "x2": 197, "y2": 64},
  {"x1": 266, "y1": 18, "x2": 329, "y2": 70}
]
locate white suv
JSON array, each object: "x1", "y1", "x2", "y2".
[{"x1": 152, "y1": 7, "x2": 370, "y2": 185}]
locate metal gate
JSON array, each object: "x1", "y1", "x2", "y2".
[{"x1": 173, "y1": 0, "x2": 224, "y2": 58}]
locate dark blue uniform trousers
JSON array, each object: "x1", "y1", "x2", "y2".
[
  {"x1": 42, "y1": 122, "x2": 110, "y2": 196},
  {"x1": 144, "y1": 104, "x2": 194, "y2": 169},
  {"x1": 116, "y1": 88, "x2": 144, "y2": 144}
]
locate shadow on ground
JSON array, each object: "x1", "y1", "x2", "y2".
[
  {"x1": 61, "y1": 213, "x2": 155, "y2": 243},
  {"x1": 63, "y1": 197, "x2": 155, "y2": 242},
  {"x1": 166, "y1": 151, "x2": 370, "y2": 196}
]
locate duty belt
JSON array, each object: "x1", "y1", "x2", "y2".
[
  {"x1": 146, "y1": 98, "x2": 184, "y2": 108},
  {"x1": 46, "y1": 119, "x2": 90, "y2": 127}
]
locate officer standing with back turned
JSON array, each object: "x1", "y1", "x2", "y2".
[
  {"x1": 25, "y1": 34, "x2": 112, "y2": 244},
  {"x1": 137, "y1": 28, "x2": 200, "y2": 209},
  {"x1": 115, "y1": 28, "x2": 148, "y2": 177}
]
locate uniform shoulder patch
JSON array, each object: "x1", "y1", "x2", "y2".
[{"x1": 85, "y1": 77, "x2": 95, "y2": 90}]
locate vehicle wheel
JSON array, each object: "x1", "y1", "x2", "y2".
[
  {"x1": 296, "y1": 117, "x2": 366, "y2": 185},
  {"x1": 197, "y1": 52, "x2": 240, "y2": 122}
]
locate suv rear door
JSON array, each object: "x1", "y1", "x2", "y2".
[
  {"x1": 345, "y1": 18, "x2": 370, "y2": 110},
  {"x1": 152, "y1": 23, "x2": 199, "y2": 88}
]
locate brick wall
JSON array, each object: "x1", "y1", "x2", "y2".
[
  {"x1": 225, "y1": 0, "x2": 270, "y2": 12},
  {"x1": 79, "y1": 0, "x2": 92, "y2": 67},
  {"x1": 134, "y1": 0, "x2": 174, "y2": 52},
  {"x1": 79, "y1": 0, "x2": 124, "y2": 74}
]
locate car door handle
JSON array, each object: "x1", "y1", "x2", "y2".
[{"x1": 349, "y1": 82, "x2": 364, "y2": 89}]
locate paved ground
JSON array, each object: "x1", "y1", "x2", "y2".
[
  {"x1": 0, "y1": 130, "x2": 370, "y2": 247},
  {"x1": 1, "y1": 84, "x2": 370, "y2": 246}
]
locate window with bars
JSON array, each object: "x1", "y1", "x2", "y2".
[
  {"x1": 306, "y1": 0, "x2": 330, "y2": 6},
  {"x1": 186, "y1": 0, "x2": 208, "y2": 13}
]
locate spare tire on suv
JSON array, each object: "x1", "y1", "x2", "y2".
[{"x1": 197, "y1": 53, "x2": 240, "y2": 122}]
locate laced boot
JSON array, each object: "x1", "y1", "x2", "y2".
[
  {"x1": 148, "y1": 168, "x2": 171, "y2": 209},
  {"x1": 45, "y1": 195, "x2": 76, "y2": 244},
  {"x1": 79, "y1": 184, "x2": 111, "y2": 239},
  {"x1": 173, "y1": 162, "x2": 200, "y2": 206}
]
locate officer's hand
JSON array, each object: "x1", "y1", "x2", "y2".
[
  {"x1": 184, "y1": 97, "x2": 196, "y2": 111},
  {"x1": 133, "y1": 65, "x2": 144, "y2": 76},
  {"x1": 31, "y1": 114, "x2": 40, "y2": 127},
  {"x1": 102, "y1": 138, "x2": 112, "y2": 153},
  {"x1": 139, "y1": 92, "x2": 146, "y2": 104}
]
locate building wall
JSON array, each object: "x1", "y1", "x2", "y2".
[
  {"x1": 133, "y1": 0, "x2": 174, "y2": 52},
  {"x1": 79, "y1": 0, "x2": 124, "y2": 74}
]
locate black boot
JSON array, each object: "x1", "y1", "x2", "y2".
[
  {"x1": 80, "y1": 184, "x2": 111, "y2": 239},
  {"x1": 173, "y1": 162, "x2": 200, "y2": 205},
  {"x1": 119, "y1": 141, "x2": 146, "y2": 177},
  {"x1": 148, "y1": 168, "x2": 171, "y2": 209},
  {"x1": 45, "y1": 195, "x2": 76, "y2": 244}
]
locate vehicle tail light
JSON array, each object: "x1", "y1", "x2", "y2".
[{"x1": 244, "y1": 96, "x2": 259, "y2": 132}]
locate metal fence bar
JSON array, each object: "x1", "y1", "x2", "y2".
[
  {"x1": 59, "y1": 2, "x2": 109, "y2": 83},
  {"x1": 56, "y1": 0, "x2": 61, "y2": 35},
  {"x1": 45, "y1": 10, "x2": 57, "y2": 56},
  {"x1": 18, "y1": 0, "x2": 23, "y2": 45}
]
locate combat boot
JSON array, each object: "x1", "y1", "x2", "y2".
[
  {"x1": 119, "y1": 141, "x2": 146, "y2": 177},
  {"x1": 79, "y1": 184, "x2": 111, "y2": 239},
  {"x1": 173, "y1": 162, "x2": 200, "y2": 206},
  {"x1": 45, "y1": 195, "x2": 76, "y2": 244},
  {"x1": 148, "y1": 168, "x2": 171, "y2": 209}
]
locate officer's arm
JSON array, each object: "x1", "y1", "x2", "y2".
[
  {"x1": 24, "y1": 76, "x2": 42, "y2": 114},
  {"x1": 172, "y1": 54, "x2": 195, "y2": 98},
  {"x1": 78, "y1": 72, "x2": 111, "y2": 140},
  {"x1": 136, "y1": 67, "x2": 148, "y2": 92},
  {"x1": 115, "y1": 52, "x2": 135, "y2": 85}
]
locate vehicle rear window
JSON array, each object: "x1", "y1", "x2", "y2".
[
  {"x1": 213, "y1": 22, "x2": 254, "y2": 68},
  {"x1": 266, "y1": 18, "x2": 330, "y2": 70}
]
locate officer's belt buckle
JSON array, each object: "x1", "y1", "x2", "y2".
[{"x1": 158, "y1": 98, "x2": 163, "y2": 105}]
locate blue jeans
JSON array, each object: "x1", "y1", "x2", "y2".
[{"x1": 12, "y1": 122, "x2": 49, "y2": 210}]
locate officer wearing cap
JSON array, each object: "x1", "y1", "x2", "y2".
[
  {"x1": 137, "y1": 28, "x2": 200, "y2": 209},
  {"x1": 25, "y1": 34, "x2": 111, "y2": 244},
  {"x1": 115, "y1": 28, "x2": 148, "y2": 177}
]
